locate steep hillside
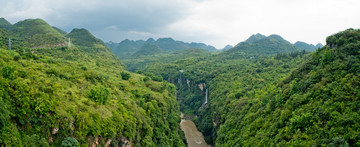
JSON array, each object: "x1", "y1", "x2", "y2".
[
  {"x1": 143, "y1": 46, "x2": 309, "y2": 145},
  {"x1": 0, "y1": 18, "x2": 12, "y2": 30},
  {"x1": 66, "y1": 28, "x2": 105, "y2": 47},
  {"x1": 214, "y1": 28, "x2": 360, "y2": 146},
  {"x1": 141, "y1": 28, "x2": 360, "y2": 146},
  {"x1": 10, "y1": 19, "x2": 65, "y2": 47},
  {"x1": 0, "y1": 19, "x2": 185, "y2": 146}
]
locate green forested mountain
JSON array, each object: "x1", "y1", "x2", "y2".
[
  {"x1": 294, "y1": 41, "x2": 323, "y2": 52},
  {"x1": 119, "y1": 34, "x2": 308, "y2": 73},
  {"x1": 106, "y1": 39, "x2": 143, "y2": 59},
  {"x1": 106, "y1": 37, "x2": 217, "y2": 59},
  {"x1": 0, "y1": 18, "x2": 12, "y2": 30},
  {"x1": 244, "y1": 33, "x2": 267, "y2": 43},
  {"x1": 223, "y1": 34, "x2": 301, "y2": 58},
  {"x1": 132, "y1": 43, "x2": 163, "y2": 56},
  {"x1": 1, "y1": 16, "x2": 359, "y2": 147},
  {"x1": 0, "y1": 18, "x2": 185, "y2": 146},
  {"x1": 10, "y1": 19, "x2": 66, "y2": 48},
  {"x1": 66, "y1": 28, "x2": 105, "y2": 47},
  {"x1": 138, "y1": 28, "x2": 360, "y2": 146},
  {"x1": 143, "y1": 46, "x2": 310, "y2": 145}
]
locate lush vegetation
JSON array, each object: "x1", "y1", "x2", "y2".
[
  {"x1": 10, "y1": 19, "x2": 66, "y2": 48},
  {"x1": 143, "y1": 48, "x2": 310, "y2": 145},
  {"x1": 66, "y1": 28, "x2": 105, "y2": 47},
  {"x1": 2, "y1": 16, "x2": 358, "y2": 147},
  {"x1": 129, "y1": 29, "x2": 360, "y2": 146},
  {"x1": 0, "y1": 18, "x2": 185, "y2": 146}
]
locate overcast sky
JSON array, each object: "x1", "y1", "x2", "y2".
[{"x1": 1, "y1": 0, "x2": 360, "y2": 48}]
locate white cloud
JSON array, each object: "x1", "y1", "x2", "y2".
[
  {"x1": 165, "y1": 0, "x2": 360, "y2": 48},
  {"x1": 1, "y1": 0, "x2": 359, "y2": 48}
]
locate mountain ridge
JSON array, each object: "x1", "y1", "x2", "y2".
[
  {"x1": 294, "y1": 41, "x2": 323, "y2": 51},
  {"x1": 223, "y1": 33, "x2": 301, "y2": 58},
  {"x1": 0, "y1": 17, "x2": 12, "y2": 30},
  {"x1": 106, "y1": 37, "x2": 218, "y2": 59}
]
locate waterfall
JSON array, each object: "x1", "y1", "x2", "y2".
[
  {"x1": 204, "y1": 88, "x2": 208, "y2": 104},
  {"x1": 179, "y1": 70, "x2": 183, "y2": 85}
]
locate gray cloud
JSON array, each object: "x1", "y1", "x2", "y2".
[
  {"x1": 1, "y1": 0, "x2": 194, "y2": 31},
  {"x1": 1, "y1": 0, "x2": 360, "y2": 48}
]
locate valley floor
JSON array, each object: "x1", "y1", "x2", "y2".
[{"x1": 180, "y1": 113, "x2": 211, "y2": 147}]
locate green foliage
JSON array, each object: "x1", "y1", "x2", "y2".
[
  {"x1": 0, "y1": 18, "x2": 185, "y2": 146},
  {"x1": 2, "y1": 65, "x2": 15, "y2": 79},
  {"x1": 10, "y1": 19, "x2": 65, "y2": 47},
  {"x1": 89, "y1": 85, "x2": 109, "y2": 104},
  {"x1": 23, "y1": 134, "x2": 49, "y2": 147},
  {"x1": 61, "y1": 137, "x2": 78, "y2": 147},
  {"x1": 66, "y1": 28, "x2": 105, "y2": 47},
  {"x1": 120, "y1": 71, "x2": 131, "y2": 80},
  {"x1": 1, "y1": 123, "x2": 22, "y2": 146},
  {"x1": 137, "y1": 29, "x2": 360, "y2": 146}
]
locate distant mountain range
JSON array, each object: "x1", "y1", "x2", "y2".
[
  {"x1": 0, "y1": 17, "x2": 107, "y2": 50},
  {"x1": 294, "y1": 41, "x2": 323, "y2": 51},
  {"x1": 106, "y1": 38, "x2": 218, "y2": 59},
  {"x1": 221, "y1": 33, "x2": 323, "y2": 58},
  {"x1": 223, "y1": 34, "x2": 300, "y2": 58}
]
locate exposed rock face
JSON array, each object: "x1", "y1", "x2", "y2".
[
  {"x1": 121, "y1": 137, "x2": 132, "y2": 147},
  {"x1": 105, "y1": 139, "x2": 112, "y2": 147},
  {"x1": 92, "y1": 136, "x2": 99, "y2": 147},
  {"x1": 187, "y1": 79, "x2": 190, "y2": 89},
  {"x1": 198, "y1": 83, "x2": 206, "y2": 91},
  {"x1": 52, "y1": 128, "x2": 59, "y2": 135}
]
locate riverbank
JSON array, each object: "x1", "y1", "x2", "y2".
[{"x1": 180, "y1": 113, "x2": 211, "y2": 147}]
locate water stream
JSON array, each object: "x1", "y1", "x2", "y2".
[{"x1": 180, "y1": 113, "x2": 211, "y2": 147}]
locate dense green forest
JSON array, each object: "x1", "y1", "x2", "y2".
[
  {"x1": 1, "y1": 16, "x2": 359, "y2": 147},
  {"x1": 125, "y1": 29, "x2": 360, "y2": 146},
  {"x1": 0, "y1": 18, "x2": 185, "y2": 146}
]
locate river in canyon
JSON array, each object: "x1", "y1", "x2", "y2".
[{"x1": 180, "y1": 113, "x2": 211, "y2": 147}]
